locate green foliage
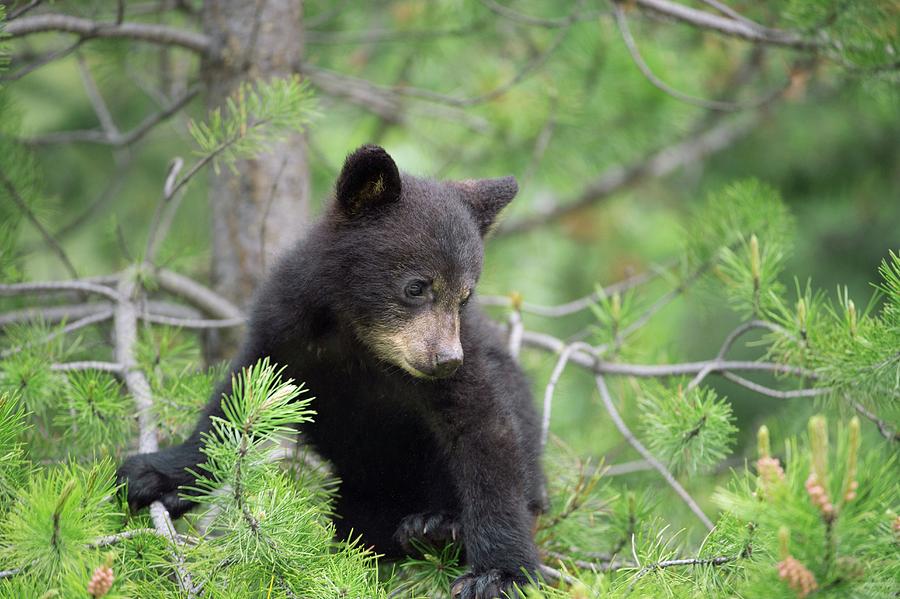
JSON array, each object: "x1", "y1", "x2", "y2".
[
  {"x1": 639, "y1": 384, "x2": 737, "y2": 475},
  {"x1": 0, "y1": 392, "x2": 30, "y2": 508},
  {"x1": 0, "y1": 460, "x2": 119, "y2": 585},
  {"x1": 189, "y1": 76, "x2": 317, "y2": 174},
  {"x1": 54, "y1": 370, "x2": 133, "y2": 453}
]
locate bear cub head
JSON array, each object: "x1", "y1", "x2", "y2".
[{"x1": 321, "y1": 144, "x2": 518, "y2": 380}]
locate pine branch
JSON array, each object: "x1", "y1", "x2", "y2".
[
  {"x1": 596, "y1": 374, "x2": 714, "y2": 529},
  {"x1": 5, "y1": 13, "x2": 212, "y2": 55},
  {"x1": 0, "y1": 309, "x2": 113, "y2": 358}
]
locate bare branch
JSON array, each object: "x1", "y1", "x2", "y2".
[
  {"x1": 542, "y1": 342, "x2": 595, "y2": 449},
  {"x1": 687, "y1": 320, "x2": 789, "y2": 389},
  {"x1": 114, "y1": 268, "x2": 196, "y2": 593},
  {"x1": 143, "y1": 313, "x2": 246, "y2": 329},
  {"x1": 537, "y1": 564, "x2": 580, "y2": 586},
  {"x1": 628, "y1": 553, "x2": 744, "y2": 588},
  {"x1": 154, "y1": 269, "x2": 244, "y2": 320},
  {"x1": 0, "y1": 300, "x2": 201, "y2": 327},
  {"x1": 51, "y1": 361, "x2": 124, "y2": 373},
  {"x1": 612, "y1": 3, "x2": 788, "y2": 112},
  {"x1": 480, "y1": 266, "x2": 663, "y2": 317},
  {"x1": 8, "y1": 0, "x2": 44, "y2": 21},
  {"x1": 0, "y1": 165, "x2": 80, "y2": 279},
  {"x1": 478, "y1": 0, "x2": 606, "y2": 28},
  {"x1": 595, "y1": 374, "x2": 714, "y2": 529},
  {"x1": 720, "y1": 371, "x2": 827, "y2": 399},
  {"x1": 852, "y1": 401, "x2": 899, "y2": 442},
  {"x1": 497, "y1": 116, "x2": 757, "y2": 236},
  {"x1": 1, "y1": 309, "x2": 114, "y2": 358},
  {"x1": 696, "y1": 0, "x2": 762, "y2": 28},
  {"x1": 5, "y1": 13, "x2": 212, "y2": 55},
  {"x1": 629, "y1": 0, "x2": 820, "y2": 50},
  {"x1": 27, "y1": 87, "x2": 199, "y2": 146},
  {"x1": 76, "y1": 52, "x2": 120, "y2": 138},
  {"x1": 1, "y1": 39, "x2": 84, "y2": 83},
  {"x1": 0, "y1": 279, "x2": 120, "y2": 301},
  {"x1": 507, "y1": 308, "x2": 524, "y2": 359}
]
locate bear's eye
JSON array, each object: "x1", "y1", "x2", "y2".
[
  {"x1": 405, "y1": 280, "x2": 428, "y2": 299},
  {"x1": 460, "y1": 290, "x2": 472, "y2": 307}
]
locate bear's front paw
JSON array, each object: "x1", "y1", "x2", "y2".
[
  {"x1": 116, "y1": 453, "x2": 194, "y2": 517},
  {"x1": 451, "y1": 569, "x2": 529, "y2": 599},
  {"x1": 393, "y1": 511, "x2": 461, "y2": 553}
]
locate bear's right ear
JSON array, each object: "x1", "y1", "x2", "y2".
[{"x1": 335, "y1": 144, "x2": 402, "y2": 217}]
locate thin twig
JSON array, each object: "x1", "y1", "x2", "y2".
[
  {"x1": 154, "y1": 269, "x2": 244, "y2": 320},
  {"x1": 507, "y1": 308, "x2": 524, "y2": 359},
  {"x1": 612, "y1": 3, "x2": 786, "y2": 112},
  {"x1": 687, "y1": 320, "x2": 788, "y2": 389},
  {"x1": 76, "y1": 52, "x2": 120, "y2": 138},
  {"x1": 542, "y1": 342, "x2": 595, "y2": 449},
  {"x1": 1, "y1": 309, "x2": 114, "y2": 358},
  {"x1": 629, "y1": 0, "x2": 820, "y2": 49},
  {"x1": 721, "y1": 371, "x2": 828, "y2": 399},
  {"x1": 27, "y1": 86, "x2": 199, "y2": 146},
  {"x1": 143, "y1": 313, "x2": 246, "y2": 329},
  {"x1": 1, "y1": 39, "x2": 84, "y2": 83},
  {"x1": 51, "y1": 361, "x2": 124, "y2": 373},
  {"x1": 480, "y1": 266, "x2": 663, "y2": 317},
  {"x1": 537, "y1": 564, "x2": 580, "y2": 586},
  {"x1": 497, "y1": 116, "x2": 756, "y2": 236},
  {"x1": 595, "y1": 374, "x2": 714, "y2": 529},
  {"x1": 628, "y1": 554, "x2": 741, "y2": 588},
  {"x1": 0, "y1": 279, "x2": 120, "y2": 301},
  {"x1": 0, "y1": 300, "x2": 202, "y2": 327},
  {"x1": 852, "y1": 401, "x2": 899, "y2": 442},
  {"x1": 0, "y1": 166, "x2": 80, "y2": 279},
  {"x1": 478, "y1": 0, "x2": 606, "y2": 27},
  {"x1": 6, "y1": 13, "x2": 212, "y2": 55}
]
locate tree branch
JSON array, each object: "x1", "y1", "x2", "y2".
[
  {"x1": 27, "y1": 87, "x2": 199, "y2": 146},
  {"x1": 154, "y1": 269, "x2": 244, "y2": 320},
  {"x1": 595, "y1": 374, "x2": 714, "y2": 529},
  {"x1": 1, "y1": 309, "x2": 114, "y2": 358},
  {"x1": 628, "y1": 0, "x2": 821, "y2": 50},
  {"x1": 0, "y1": 279, "x2": 121, "y2": 301},
  {"x1": 50, "y1": 361, "x2": 124, "y2": 373},
  {"x1": 612, "y1": 2, "x2": 788, "y2": 112},
  {"x1": 497, "y1": 116, "x2": 757, "y2": 236},
  {"x1": 852, "y1": 401, "x2": 899, "y2": 442},
  {"x1": 5, "y1": 13, "x2": 212, "y2": 55},
  {"x1": 0, "y1": 165, "x2": 80, "y2": 279}
]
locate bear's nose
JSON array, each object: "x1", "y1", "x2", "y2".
[{"x1": 432, "y1": 348, "x2": 463, "y2": 378}]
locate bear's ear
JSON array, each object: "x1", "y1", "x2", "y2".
[
  {"x1": 335, "y1": 144, "x2": 402, "y2": 217},
  {"x1": 453, "y1": 176, "x2": 518, "y2": 236}
]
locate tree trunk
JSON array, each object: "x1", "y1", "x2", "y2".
[{"x1": 201, "y1": 0, "x2": 309, "y2": 359}]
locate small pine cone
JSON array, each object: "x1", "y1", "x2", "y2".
[
  {"x1": 87, "y1": 565, "x2": 114, "y2": 598},
  {"x1": 844, "y1": 480, "x2": 859, "y2": 502},
  {"x1": 777, "y1": 556, "x2": 818, "y2": 598},
  {"x1": 805, "y1": 474, "x2": 834, "y2": 518}
]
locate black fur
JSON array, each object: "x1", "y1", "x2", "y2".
[{"x1": 117, "y1": 145, "x2": 545, "y2": 598}]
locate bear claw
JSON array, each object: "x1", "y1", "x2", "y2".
[
  {"x1": 393, "y1": 511, "x2": 461, "y2": 553},
  {"x1": 451, "y1": 570, "x2": 528, "y2": 599}
]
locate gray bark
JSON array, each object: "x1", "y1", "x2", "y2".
[{"x1": 202, "y1": 0, "x2": 310, "y2": 312}]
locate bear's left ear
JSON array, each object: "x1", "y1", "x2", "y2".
[
  {"x1": 452, "y1": 176, "x2": 518, "y2": 236},
  {"x1": 335, "y1": 144, "x2": 402, "y2": 217}
]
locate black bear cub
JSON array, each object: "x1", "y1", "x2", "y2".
[{"x1": 118, "y1": 145, "x2": 546, "y2": 598}]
